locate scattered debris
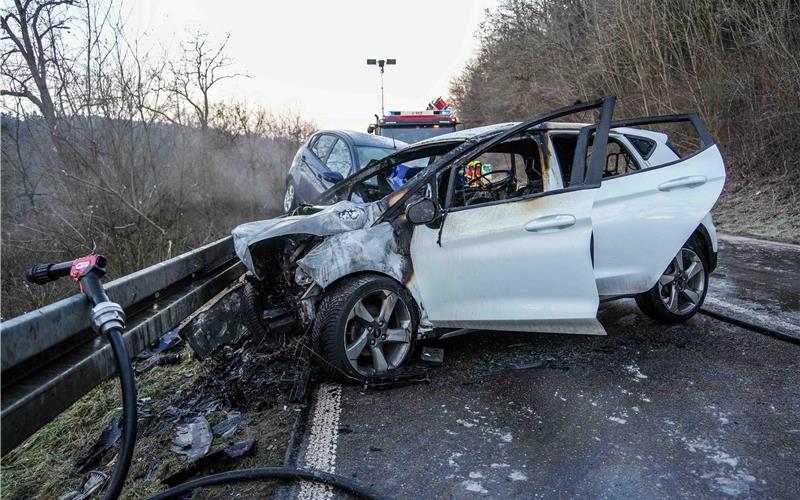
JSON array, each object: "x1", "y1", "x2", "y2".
[
  {"x1": 363, "y1": 369, "x2": 431, "y2": 390},
  {"x1": 74, "y1": 417, "x2": 120, "y2": 473},
  {"x1": 212, "y1": 411, "x2": 250, "y2": 439},
  {"x1": 171, "y1": 416, "x2": 213, "y2": 462},
  {"x1": 180, "y1": 286, "x2": 252, "y2": 359},
  {"x1": 224, "y1": 438, "x2": 257, "y2": 459},
  {"x1": 421, "y1": 347, "x2": 444, "y2": 366},
  {"x1": 163, "y1": 439, "x2": 258, "y2": 487},
  {"x1": 137, "y1": 328, "x2": 183, "y2": 360},
  {"x1": 135, "y1": 352, "x2": 182, "y2": 376},
  {"x1": 58, "y1": 471, "x2": 107, "y2": 500},
  {"x1": 289, "y1": 365, "x2": 311, "y2": 404}
]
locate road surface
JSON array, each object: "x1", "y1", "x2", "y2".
[{"x1": 291, "y1": 235, "x2": 800, "y2": 499}]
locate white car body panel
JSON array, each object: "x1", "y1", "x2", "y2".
[
  {"x1": 591, "y1": 145, "x2": 726, "y2": 296},
  {"x1": 410, "y1": 188, "x2": 605, "y2": 335}
]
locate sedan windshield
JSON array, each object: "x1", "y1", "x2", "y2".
[{"x1": 356, "y1": 146, "x2": 398, "y2": 169}]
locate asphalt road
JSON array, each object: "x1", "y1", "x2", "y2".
[{"x1": 292, "y1": 235, "x2": 800, "y2": 499}]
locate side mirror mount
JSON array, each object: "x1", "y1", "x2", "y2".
[
  {"x1": 405, "y1": 197, "x2": 438, "y2": 226},
  {"x1": 321, "y1": 171, "x2": 344, "y2": 184}
]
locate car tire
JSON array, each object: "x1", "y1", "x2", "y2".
[
  {"x1": 312, "y1": 274, "x2": 417, "y2": 382},
  {"x1": 283, "y1": 182, "x2": 296, "y2": 212},
  {"x1": 635, "y1": 236, "x2": 709, "y2": 323},
  {"x1": 241, "y1": 280, "x2": 270, "y2": 340}
]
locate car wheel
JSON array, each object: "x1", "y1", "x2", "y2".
[
  {"x1": 313, "y1": 274, "x2": 417, "y2": 382},
  {"x1": 635, "y1": 238, "x2": 709, "y2": 323},
  {"x1": 241, "y1": 281, "x2": 270, "y2": 340},
  {"x1": 283, "y1": 183, "x2": 296, "y2": 212}
]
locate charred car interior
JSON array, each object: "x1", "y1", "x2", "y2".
[{"x1": 232, "y1": 97, "x2": 726, "y2": 380}]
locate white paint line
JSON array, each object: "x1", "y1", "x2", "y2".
[
  {"x1": 704, "y1": 296, "x2": 800, "y2": 336},
  {"x1": 717, "y1": 233, "x2": 800, "y2": 251},
  {"x1": 298, "y1": 383, "x2": 342, "y2": 500}
]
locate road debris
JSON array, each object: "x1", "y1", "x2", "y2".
[
  {"x1": 163, "y1": 439, "x2": 258, "y2": 486},
  {"x1": 171, "y1": 416, "x2": 213, "y2": 462},
  {"x1": 212, "y1": 411, "x2": 250, "y2": 438},
  {"x1": 181, "y1": 285, "x2": 252, "y2": 358},
  {"x1": 135, "y1": 353, "x2": 182, "y2": 376},
  {"x1": 421, "y1": 347, "x2": 444, "y2": 366},
  {"x1": 137, "y1": 328, "x2": 183, "y2": 360},
  {"x1": 58, "y1": 471, "x2": 107, "y2": 500},
  {"x1": 74, "y1": 417, "x2": 120, "y2": 473}
]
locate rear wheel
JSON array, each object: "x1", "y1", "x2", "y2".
[
  {"x1": 635, "y1": 238, "x2": 709, "y2": 323},
  {"x1": 313, "y1": 275, "x2": 417, "y2": 382}
]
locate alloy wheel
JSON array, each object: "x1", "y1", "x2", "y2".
[
  {"x1": 658, "y1": 247, "x2": 706, "y2": 315},
  {"x1": 283, "y1": 184, "x2": 295, "y2": 212},
  {"x1": 343, "y1": 289, "x2": 412, "y2": 376}
]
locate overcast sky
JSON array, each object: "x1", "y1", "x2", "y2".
[{"x1": 125, "y1": 0, "x2": 497, "y2": 131}]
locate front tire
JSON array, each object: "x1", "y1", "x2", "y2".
[
  {"x1": 313, "y1": 274, "x2": 417, "y2": 382},
  {"x1": 635, "y1": 237, "x2": 709, "y2": 323},
  {"x1": 283, "y1": 182, "x2": 296, "y2": 212}
]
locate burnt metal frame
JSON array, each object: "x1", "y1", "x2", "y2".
[
  {"x1": 433, "y1": 97, "x2": 616, "y2": 214},
  {"x1": 0, "y1": 237, "x2": 245, "y2": 455},
  {"x1": 569, "y1": 112, "x2": 715, "y2": 186}
]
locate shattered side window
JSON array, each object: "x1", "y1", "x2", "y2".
[
  {"x1": 311, "y1": 134, "x2": 336, "y2": 161},
  {"x1": 326, "y1": 139, "x2": 353, "y2": 177}
]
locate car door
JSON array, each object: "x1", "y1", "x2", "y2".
[
  {"x1": 297, "y1": 134, "x2": 336, "y2": 204},
  {"x1": 408, "y1": 98, "x2": 616, "y2": 335},
  {"x1": 589, "y1": 116, "x2": 726, "y2": 297}
]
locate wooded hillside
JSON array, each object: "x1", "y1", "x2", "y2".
[{"x1": 451, "y1": 0, "x2": 800, "y2": 241}]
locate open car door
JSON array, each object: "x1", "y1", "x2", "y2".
[
  {"x1": 409, "y1": 98, "x2": 616, "y2": 335},
  {"x1": 590, "y1": 115, "x2": 726, "y2": 297}
]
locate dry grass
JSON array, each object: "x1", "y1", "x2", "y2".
[{"x1": 0, "y1": 343, "x2": 294, "y2": 499}]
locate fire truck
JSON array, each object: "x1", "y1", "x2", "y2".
[{"x1": 367, "y1": 97, "x2": 459, "y2": 144}]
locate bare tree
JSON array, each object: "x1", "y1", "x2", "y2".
[
  {"x1": 1, "y1": 0, "x2": 74, "y2": 131},
  {"x1": 169, "y1": 31, "x2": 243, "y2": 132}
]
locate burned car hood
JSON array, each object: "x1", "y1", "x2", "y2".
[{"x1": 232, "y1": 200, "x2": 386, "y2": 279}]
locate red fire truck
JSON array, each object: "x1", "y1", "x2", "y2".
[{"x1": 367, "y1": 97, "x2": 459, "y2": 144}]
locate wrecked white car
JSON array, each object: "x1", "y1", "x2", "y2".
[{"x1": 233, "y1": 97, "x2": 726, "y2": 381}]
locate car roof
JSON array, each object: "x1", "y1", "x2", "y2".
[
  {"x1": 316, "y1": 129, "x2": 408, "y2": 149},
  {"x1": 411, "y1": 121, "x2": 669, "y2": 148},
  {"x1": 412, "y1": 122, "x2": 519, "y2": 147}
]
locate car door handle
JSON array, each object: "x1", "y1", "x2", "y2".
[
  {"x1": 658, "y1": 175, "x2": 707, "y2": 191},
  {"x1": 524, "y1": 214, "x2": 576, "y2": 233}
]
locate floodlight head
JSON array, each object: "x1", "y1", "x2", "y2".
[
  {"x1": 367, "y1": 59, "x2": 377, "y2": 65},
  {"x1": 386, "y1": 59, "x2": 396, "y2": 65}
]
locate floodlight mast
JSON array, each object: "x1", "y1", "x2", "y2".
[{"x1": 367, "y1": 58, "x2": 396, "y2": 117}]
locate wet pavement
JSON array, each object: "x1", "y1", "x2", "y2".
[{"x1": 294, "y1": 235, "x2": 799, "y2": 499}]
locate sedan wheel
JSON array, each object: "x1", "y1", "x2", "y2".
[{"x1": 283, "y1": 184, "x2": 295, "y2": 212}]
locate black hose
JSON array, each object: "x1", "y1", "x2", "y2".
[
  {"x1": 146, "y1": 467, "x2": 388, "y2": 500},
  {"x1": 103, "y1": 327, "x2": 138, "y2": 500},
  {"x1": 699, "y1": 308, "x2": 800, "y2": 346}
]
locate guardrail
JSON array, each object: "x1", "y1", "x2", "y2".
[{"x1": 0, "y1": 237, "x2": 245, "y2": 455}]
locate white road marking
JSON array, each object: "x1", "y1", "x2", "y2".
[
  {"x1": 704, "y1": 296, "x2": 800, "y2": 336},
  {"x1": 298, "y1": 383, "x2": 342, "y2": 500}
]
